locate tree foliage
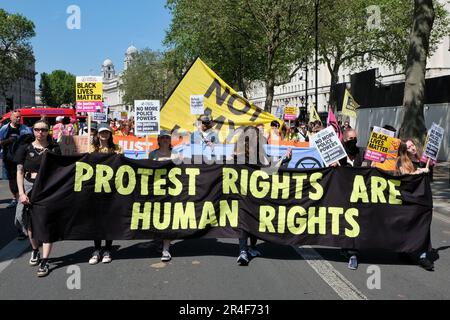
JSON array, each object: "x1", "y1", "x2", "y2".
[
  {"x1": 0, "y1": 9, "x2": 35, "y2": 99},
  {"x1": 165, "y1": 0, "x2": 315, "y2": 111},
  {"x1": 318, "y1": 0, "x2": 449, "y2": 109},
  {"x1": 120, "y1": 48, "x2": 178, "y2": 106},
  {"x1": 39, "y1": 70, "x2": 76, "y2": 107}
]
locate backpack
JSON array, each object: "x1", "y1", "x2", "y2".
[{"x1": 5, "y1": 134, "x2": 34, "y2": 163}]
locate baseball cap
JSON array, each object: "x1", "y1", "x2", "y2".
[
  {"x1": 158, "y1": 130, "x2": 171, "y2": 138},
  {"x1": 56, "y1": 116, "x2": 64, "y2": 122},
  {"x1": 98, "y1": 123, "x2": 112, "y2": 133}
]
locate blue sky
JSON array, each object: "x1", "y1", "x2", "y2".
[{"x1": 1, "y1": 0, "x2": 172, "y2": 87}]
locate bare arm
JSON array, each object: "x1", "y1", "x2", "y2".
[{"x1": 16, "y1": 164, "x2": 30, "y2": 205}]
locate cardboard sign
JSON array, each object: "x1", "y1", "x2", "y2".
[
  {"x1": 310, "y1": 126, "x2": 347, "y2": 166},
  {"x1": 190, "y1": 95, "x2": 205, "y2": 115},
  {"x1": 364, "y1": 126, "x2": 395, "y2": 163},
  {"x1": 59, "y1": 136, "x2": 89, "y2": 155},
  {"x1": 76, "y1": 76, "x2": 103, "y2": 113},
  {"x1": 423, "y1": 123, "x2": 444, "y2": 161},
  {"x1": 284, "y1": 106, "x2": 297, "y2": 121},
  {"x1": 134, "y1": 100, "x2": 160, "y2": 136}
]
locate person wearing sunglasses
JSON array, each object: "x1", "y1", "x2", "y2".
[{"x1": 14, "y1": 120, "x2": 61, "y2": 277}]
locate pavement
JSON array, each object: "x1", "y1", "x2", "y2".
[{"x1": 0, "y1": 162, "x2": 449, "y2": 300}]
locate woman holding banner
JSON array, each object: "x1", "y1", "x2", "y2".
[
  {"x1": 148, "y1": 130, "x2": 180, "y2": 262},
  {"x1": 396, "y1": 141, "x2": 434, "y2": 271},
  {"x1": 15, "y1": 120, "x2": 61, "y2": 277},
  {"x1": 88, "y1": 123, "x2": 122, "y2": 265},
  {"x1": 233, "y1": 126, "x2": 291, "y2": 266}
]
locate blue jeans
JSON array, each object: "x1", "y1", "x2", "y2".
[{"x1": 239, "y1": 235, "x2": 257, "y2": 252}]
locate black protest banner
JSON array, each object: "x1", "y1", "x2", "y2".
[{"x1": 30, "y1": 153, "x2": 432, "y2": 253}]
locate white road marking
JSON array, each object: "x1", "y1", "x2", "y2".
[
  {"x1": 0, "y1": 239, "x2": 30, "y2": 274},
  {"x1": 294, "y1": 245, "x2": 368, "y2": 300}
]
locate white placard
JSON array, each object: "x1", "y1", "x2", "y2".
[
  {"x1": 311, "y1": 126, "x2": 348, "y2": 166},
  {"x1": 93, "y1": 105, "x2": 108, "y2": 122},
  {"x1": 424, "y1": 123, "x2": 444, "y2": 161},
  {"x1": 134, "y1": 100, "x2": 160, "y2": 136},
  {"x1": 190, "y1": 95, "x2": 205, "y2": 115}
]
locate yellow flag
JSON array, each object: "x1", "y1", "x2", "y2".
[
  {"x1": 160, "y1": 58, "x2": 281, "y2": 143},
  {"x1": 342, "y1": 89, "x2": 359, "y2": 118},
  {"x1": 309, "y1": 104, "x2": 321, "y2": 123}
]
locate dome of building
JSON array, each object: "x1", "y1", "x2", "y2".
[
  {"x1": 103, "y1": 59, "x2": 113, "y2": 67},
  {"x1": 126, "y1": 45, "x2": 138, "y2": 55}
]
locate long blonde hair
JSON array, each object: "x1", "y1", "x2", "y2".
[{"x1": 397, "y1": 141, "x2": 415, "y2": 174}]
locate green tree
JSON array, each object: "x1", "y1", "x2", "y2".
[
  {"x1": 317, "y1": 0, "x2": 449, "y2": 110},
  {"x1": 39, "y1": 70, "x2": 76, "y2": 107},
  {"x1": 165, "y1": 0, "x2": 315, "y2": 111},
  {"x1": 121, "y1": 48, "x2": 178, "y2": 105},
  {"x1": 0, "y1": 9, "x2": 35, "y2": 101}
]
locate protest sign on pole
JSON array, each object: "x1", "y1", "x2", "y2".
[
  {"x1": 190, "y1": 95, "x2": 205, "y2": 115},
  {"x1": 284, "y1": 106, "x2": 297, "y2": 121},
  {"x1": 76, "y1": 76, "x2": 103, "y2": 113},
  {"x1": 310, "y1": 126, "x2": 347, "y2": 166},
  {"x1": 364, "y1": 126, "x2": 395, "y2": 163},
  {"x1": 423, "y1": 123, "x2": 444, "y2": 161},
  {"x1": 93, "y1": 105, "x2": 108, "y2": 122},
  {"x1": 134, "y1": 100, "x2": 160, "y2": 136},
  {"x1": 342, "y1": 89, "x2": 359, "y2": 119}
]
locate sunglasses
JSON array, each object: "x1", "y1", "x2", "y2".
[{"x1": 33, "y1": 128, "x2": 49, "y2": 133}]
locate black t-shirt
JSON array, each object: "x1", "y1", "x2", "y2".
[
  {"x1": 3, "y1": 125, "x2": 20, "y2": 154},
  {"x1": 15, "y1": 142, "x2": 61, "y2": 174}
]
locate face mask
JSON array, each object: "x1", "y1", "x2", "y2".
[{"x1": 344, "y1": 139, "x2": 359, "y2": 155}]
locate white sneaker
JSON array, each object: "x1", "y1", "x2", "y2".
[
  {"x1": 102, "y1": 251, "x2": 112, "y2": 263},
  {"x1": 89, "y1": 251, "x2": 101, "y2": 265},
  {"x1": 29, "y1": 250, "x2": 40, "y2": 266},
  {"x1": 161, "y1": 250, "x2": 171, "y2": 262}
]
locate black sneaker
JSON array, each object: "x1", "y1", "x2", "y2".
[
  {"x1": 418, "y1": 258, "x2": 434, "y2": 271},
  {"x1": 29, "y1": 250, "x2": 40, "y2": 266},
  {"x1": 37, "y1": 260, "x2": 50, "y2": 277}
]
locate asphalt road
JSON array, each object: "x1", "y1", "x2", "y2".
[{"x1": 0, "y1": 164, "x2": 449, "y2": 300}]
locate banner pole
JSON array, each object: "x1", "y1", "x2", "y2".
[
  {"x1": 288, "y1": 120, "x2": 291, "y2": 141},
  {"x1": 145, "y1": 134, "x2": 149, "y2": 159},
  {"x1": 87, "y1": 114, "x2": 91, "y2": 153}
]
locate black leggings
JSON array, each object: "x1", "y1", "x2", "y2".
[{"x1": 94, "y1": 240, "x2": 112, "y2": 251}]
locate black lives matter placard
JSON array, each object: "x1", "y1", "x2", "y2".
[
  {"x1": 30, "y1": 152, "x2": 432, "y2": 253},
  {"x1": 134, "y1": 100, "x2": 160, "y2": 136}
]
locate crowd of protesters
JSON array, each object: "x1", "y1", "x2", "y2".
[{"x1": 0, "y1": 110, "x2": 439, "y2": 277}]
